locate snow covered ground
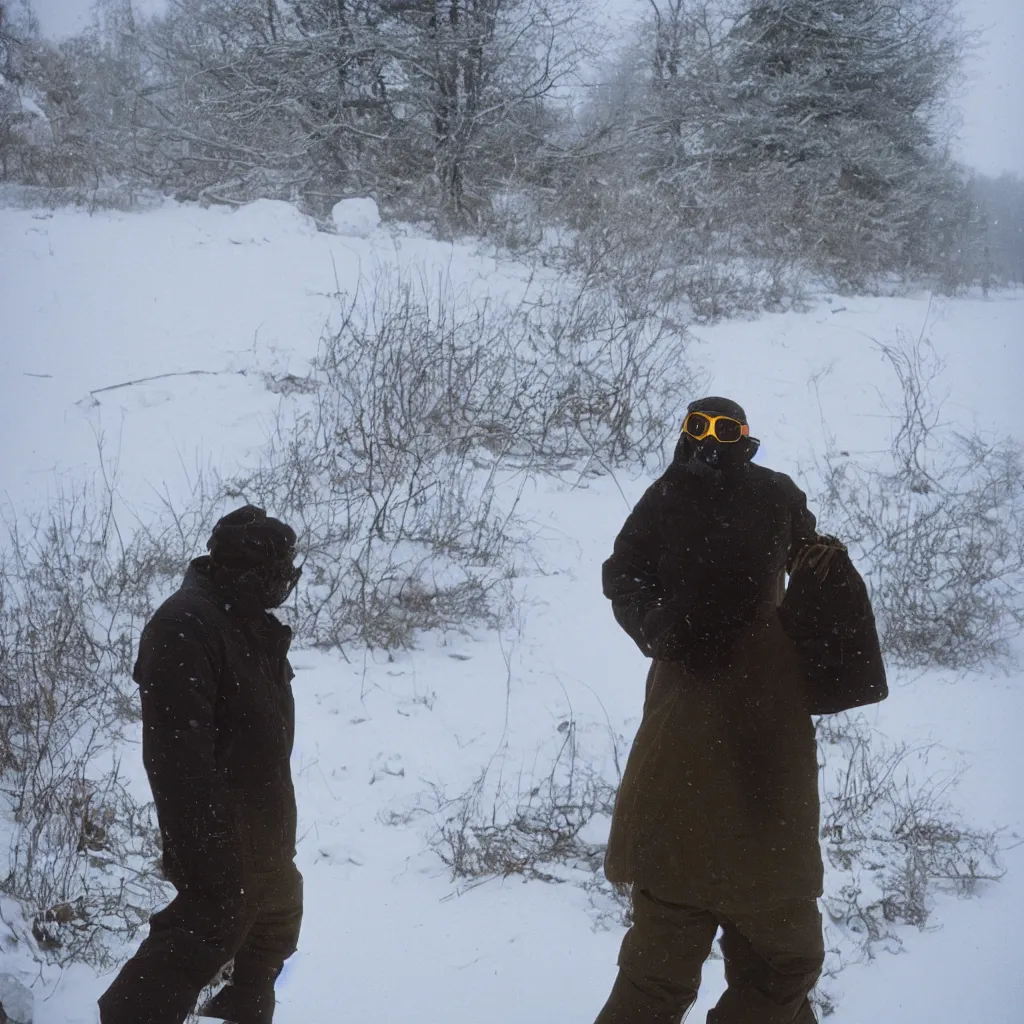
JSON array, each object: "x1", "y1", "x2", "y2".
[{"x1": 1, "y1": 198, "x2": 1022, "y2": 1023}]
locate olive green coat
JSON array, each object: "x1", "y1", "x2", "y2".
[{"x1": 604, "y1": 616, "x2": 823, "y2": 905}]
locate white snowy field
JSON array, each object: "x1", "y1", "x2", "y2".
[{"x1": 1, "y1": 197, "x2": 1023, "y2": 1023}]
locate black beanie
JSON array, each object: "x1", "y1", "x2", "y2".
[
  {"x1": 686, "y1": 396, "x2": 748, "y2": 424},
  {"x1": 207, "y1": 505, "x2": 297, "y2": 568}
]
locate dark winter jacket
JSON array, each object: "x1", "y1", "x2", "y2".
[
  {"x1": 134, "y1": 557, "x2": 297, "y2": 893},
  {"x1": 602, "y1": 457, "x2": 824, "y2": 904},
  {"x1": 603, "y1": 457, "x2": 818, "y2": 670}
]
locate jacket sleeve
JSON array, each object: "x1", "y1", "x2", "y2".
[
  {"x1": 135, "y1": 611, "x2": 243, "y2": 894},
  {"x1": 602, "y1": 483, "x2": 668, "y2": 656}
]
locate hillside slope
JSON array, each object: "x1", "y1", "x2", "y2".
[{"x1": 1, "y1": 199, "x2": 1022, "y2": 1024}]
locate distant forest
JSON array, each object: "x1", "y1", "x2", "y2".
[{"x1": 3, "y1": 0, "x2": 1023, "y2": 311}]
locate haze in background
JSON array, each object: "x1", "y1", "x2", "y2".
[{"x1": 24, "y1": 0, "x2": 1024, "y2": 176}]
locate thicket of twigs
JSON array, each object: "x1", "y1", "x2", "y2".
[
  {"x1": 816, "y1": 334, "x2": 1024, "y2": 670},
  {"x1": 228, "y1": 266, "x2": 691, "y2": 651}
]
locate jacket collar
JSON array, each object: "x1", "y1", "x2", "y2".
[
  {"x1": 666, "y1": 452, "x2": 751, "y2": 485},
  {"x1": 183, "y1": 556, "x2": 292, "y2": 642}
]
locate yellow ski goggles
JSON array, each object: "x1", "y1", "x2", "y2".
[{"x1": 681, "y1": 411, "x2": 750, "y2": 444}]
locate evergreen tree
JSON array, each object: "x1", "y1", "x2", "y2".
[{"x1": 710, "y1": 0, "x2": 969, "y2": 282}]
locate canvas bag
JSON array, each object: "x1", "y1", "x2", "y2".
[{"x1": 779, "y1": 537, "x2": 888, "y2": 715}]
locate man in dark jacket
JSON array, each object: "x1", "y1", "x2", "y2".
[
  {"x1": 595, "y1": 398, "x2": 825, "y2": 1024},
  {"x1": 99, "y1": 506, "x2": 304, "y2": 1024}
]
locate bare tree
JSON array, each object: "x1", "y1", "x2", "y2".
[
  {"x1": 86, "y1": 0, "x2": 588, "y2": 210},
  {"x1": 381, "y1": 0, "x2": 587, "y2": 217}
]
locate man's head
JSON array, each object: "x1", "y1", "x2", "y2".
[
  {"x1": 676, "y1": 396, "x2": 760, "y2": 471},
  {"x1": 207, "y1": 505, "x2": 301, "y2": 609}
]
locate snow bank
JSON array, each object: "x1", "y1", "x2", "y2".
[
  {"x1": 331, "y1": 197, "x2": 382, "y2": 238},
  {"x1": 224, "y1": 198, "x2": 319, "y2": 244}
]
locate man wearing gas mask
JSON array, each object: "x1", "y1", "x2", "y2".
[
  {"x1": 595, "y1": 398, "x2": 825, "y2": 1024},
  {"x1": 99, "y1": 506, "x2": 304, "y2": 1024}
]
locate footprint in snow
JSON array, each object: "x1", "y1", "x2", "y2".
[
  {"x1": 315, "y1": 844, "x2": 364, "y2": 867},
  {"x1": 369, "y1": 753, "x2": 405, "y2": 784}
]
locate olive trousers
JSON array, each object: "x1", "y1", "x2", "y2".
[{"x1": 594, "y1": 887, "x2": 824, "y2": 1024}]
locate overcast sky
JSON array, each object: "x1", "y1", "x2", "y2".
[{"x1": 26, "y1": 0, "x2": 1024, "y2": 177}]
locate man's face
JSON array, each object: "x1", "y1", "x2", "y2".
[
  {"x1": 692, "y1": 436, "x2": 724, "y2": 468},
  {"x1": 237, "y1": 557, "x2": 303, "y2": 609}
]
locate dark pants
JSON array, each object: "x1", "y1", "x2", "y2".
[
  {"x1": 594, "y1": 888, "x2": 824, "y2": 1024},
  {"x1": 99, "y1": 861, "x2": 303, "y2": 1024}
]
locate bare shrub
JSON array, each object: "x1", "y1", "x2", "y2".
[
  {"x1": 0, "y1": 461, "x2": 221, "y2": 967},
  {"x1": 817, "y1": 712, "x2": 1003, "y2": 975},
  {"x1": 0, "y1": 181, "x2": 163, "y2": 213},
  {"x1": 536, "y1": 171, "x2": 814, "y2": 326},
  {"x1": 429, "y1": 719, "x2": 618, "y2": 883},
  {"x1": 230, "y1": 265, "x2": 693, "y2": 650},
  {"x1": 815, "y1": 334, "x2": 1024, "y2": 670},
  {"x1": 14, "y1": 769, "x2": 164, "y2": 970},
  {"x1": 478, "y1": 189, "x2": 547, "y2": 256}
]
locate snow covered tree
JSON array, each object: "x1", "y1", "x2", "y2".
[
  {"x1": 381, "y1": 0, "x2": 586, "y2": 217},
  {"x1": 133, "y1": 0, "x2": 399, "y2": 202},
  {"x1": 1, "y1": 0, "x2": 151, "y2": 191},
  {"x1": 709, "y1": 0, "x2": 970, "y2": 282},
  {"x1": 124, "y1": 0, "x2": 585, "y2": 211},
  {"x1": 559, "y1": 0, "x2": 976, "y2": 307},
  {"x1": 0, "y1": 0, "x2": 52, "y2": 182}
]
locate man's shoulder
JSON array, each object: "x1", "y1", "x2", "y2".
[
  {"x1": 654, "y1": 460, "x2": 806, "y2": 507},
  {"x1": 135, "y1": 585, "x2": 228, "y2": 685},
  {"x1": 144, "y1": 574, "x2": 227, "y2": 642},
  {"x1": 747, "y1": 461, "x2": 804, "y2": 499}
]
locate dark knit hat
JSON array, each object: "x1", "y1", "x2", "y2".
[
  {"x1": 686, "y1": 396, "x2": 748, "y2": 424},
  {"x1": 207, "y1": 505, "x2": 297, "y2": 568}
]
